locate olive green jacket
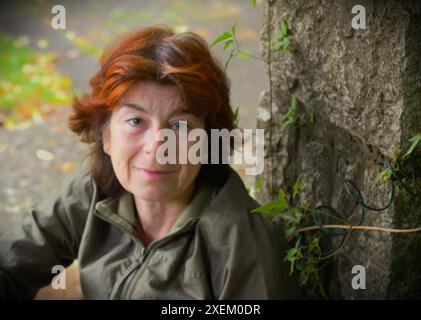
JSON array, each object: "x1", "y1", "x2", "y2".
[{"x1": 0, "y1": 167, "x2": 296, "y2": 299}]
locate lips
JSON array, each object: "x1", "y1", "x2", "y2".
[
  {"x1": 132, "y1": 166, "x2": 176, "y2": 180},
  {"x1": 138, "y1": 168, "x2": 174, "y2": 174}
]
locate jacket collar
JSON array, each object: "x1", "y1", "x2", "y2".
[
  {"x1": 94, "y1": 167, "x2": 257, "y2": 238},
  {"x1": 94, "y1": 191, "x2": 139, "y2": 237},
  {"x1": 208, "y1": 166, "x2": 259, "y2": 213},
  {"x1": 94, "y1": 180, "x2": 215, "y2": 238}
]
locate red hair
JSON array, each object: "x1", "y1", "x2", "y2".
[{"x1": 69, "y1": 25, "x2": 235, "y2": 196}]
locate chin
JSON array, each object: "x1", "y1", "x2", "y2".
[{"x1": 133, "y1": 186, "x2": 174, "y2": 202}]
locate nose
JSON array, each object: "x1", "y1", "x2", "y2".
[{"x1": 143, "y1": 126, "x2": 163, "y2": 156}]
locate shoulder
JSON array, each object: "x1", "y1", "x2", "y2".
[
  {"x1": 32, "y1": 166, "x2": 96, "y2": 217},
  {"x1": 198, "y1": 167, "x2": 275, "y2": 249},
  {"x1": 194, "y1": 168, "x2": 294, "y2": 298},
  {"x1": 61, "y1": 168, "x2": 95, "y2": 199},
  {"x1": 39, "y1": 167, "x2": 98, "y2": 227}
]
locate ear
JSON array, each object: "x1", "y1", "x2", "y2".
[{"x1": 102, "y1": 125, "x2": 111, "y2": 155}]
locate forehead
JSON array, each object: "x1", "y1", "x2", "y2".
[{"x1": 119, "y1": 81, "x2": 182, "y2": 109}]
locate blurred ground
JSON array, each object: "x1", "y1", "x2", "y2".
[{"x1": 0, "y1": 0, "x2": 265, "y2": 299}]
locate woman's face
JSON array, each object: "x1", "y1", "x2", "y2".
[{"x1": 103, "y1": 81, "x2": 205, "y2": 203}]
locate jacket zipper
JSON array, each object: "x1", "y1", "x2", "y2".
[
  {"x1": 123, "y1": 221, "x2": 197, "y2": 299},
  {"x1": 95, "y1": 211, "x2": 196, "y2": 299},
  {"x1": 93, "y1": 213, "x2": 146, "y2": 299},
  {"x1": 116, "y1": 247, "x2": 146, "y2": 299}
]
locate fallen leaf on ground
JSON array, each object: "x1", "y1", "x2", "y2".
[
  {"x1": 36, "y1": 149, "x2": 54, "y2": 161},
  {"x1": 59, "y1": 161, "x2": 76, "y2": 173}
]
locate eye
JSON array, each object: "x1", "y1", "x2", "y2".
[
  {"x1": 127, "y1": 117, "x2": 143, "y2": 127},
  {"x1": 171, "y1": 120, "x2": 189, "y2": 131}
]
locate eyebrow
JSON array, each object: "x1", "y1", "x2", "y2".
[
  {"x1": 124, "y1": 102, "x2": 146, "y2": 113},
  {"x1": 123, "y1": 102, "x2": 197, "y2": 118}
]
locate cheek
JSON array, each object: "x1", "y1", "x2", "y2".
[
  {"x1": 175, "y1": 139, "x2": 203, "y2": 183},
  {"x1": 109, "y1": 132, "x2": 140, "y2": 168},
  {"x1": 178, "y1": 163, "x2": 201, "y2": 185}
]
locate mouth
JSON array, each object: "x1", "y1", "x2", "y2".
[{"x1": 132, "y1": 166, "x2": 176, "y2": 179}]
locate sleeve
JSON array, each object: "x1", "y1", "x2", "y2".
[
  {"x1": 0, "y1": 171, "x2": 94, "y2": 299},
  {"x1": 209, "y1": 213, "x2": 299, "y2": 300}
]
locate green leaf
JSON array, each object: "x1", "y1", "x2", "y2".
[
  {"x1": 280, "y1": 117, "x2": 296, "y2": 131},
  {"x1": 250, "y1": 0, "x2": 257, "y2": 6},
  {"x1": 290, "y1": 95, "x2": 297, "y2": 110},
  {"x1": 255, "y1": 175, "x2": 262, "y2": 193},
  {"x1": 280, "y1": 96, "x2": 315, "y2": 131},
  {"x1": 252, "y1": 194, "x2": 289, "y2": 219},
  {"x1": 233, "y1": 106, "x2": 239, "y2": 124},
  {"x1": 270, "y1": 18, "x2": 295, "y2": 53},
  {"x1": 271, "y1": 36, "x2": 290, "y2": 51},
  {"x1": 302, "y1": 203, "x2": 311, "y2": 213},
  {"x1": 293, "y1": 180, "x2": 304, "y2": 199},
  {"x1": 223, "y1": 39, "x2": 234, "y2": 50},
  {"x1": 392, "y1": 144, "x2": 399, "y2": 164},
  {"x1": 231, "y1": 21, "x2": 237, "y2": 36},
  {"x1": 402, "y1": 134, "x2": 421, "y2": 161},
  {"x1": 286, "y1": 225, "x2": 297, "y2": 236},
  {"x1": 375, "y1": 168, "x2": 392, "y2": 185},
  {"x1": 251, "y1": 200, "x2": 283, "y2": 214},
  {"x1": 282, "y1": 210, "x2": 302, "y2": 225},
  {"x1": 303, "y1": 104, "x2": 315, "y2": 123},
  {"x1": 280, "y1": 18, "x2": 289, "y2": 37},
  {"x1": 210, "y1": 31, "x2": 232, "y2": 48},
  {"x1": 308, "y1": 237, "x2": 321, "y2": 255},
  {"x1": 285, "y1": 238, "x2": 302, "y2": 275},
  {"x1": 280, "y1": 103, "x2": 297, "y2": 130},
  {"x1": 271, "y1": 38, "x2": 286, "y2": 51},
  {"x1": 251, "y1": 201, "x2": 273, "y2": 214},
  {"x1": 278, "y1": 188, "x2": 289, "y2": 208}
]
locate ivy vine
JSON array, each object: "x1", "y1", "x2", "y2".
[{"x1": 210, "y1": 1, "x2": 421, "y2": 299}]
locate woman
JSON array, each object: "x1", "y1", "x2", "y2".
[{"x1": 0, "y1": 25, "x2": 295, "y2": 299}]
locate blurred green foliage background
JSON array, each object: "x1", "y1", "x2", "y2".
[{"x1": 0, "y1": 0, "x2": 265, "y2": 130}]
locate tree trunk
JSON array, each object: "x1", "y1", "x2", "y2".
[{"x1": 257, "y1": 0, "x2": 421, "y2": 299}]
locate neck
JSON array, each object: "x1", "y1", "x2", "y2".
[{"x1": 134, "y1": 185, "x2": 195, "y2": 246}]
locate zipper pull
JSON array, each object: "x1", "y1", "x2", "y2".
[{"x1": 138, "y1": 247, "x2": 146, "y2": 264}]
